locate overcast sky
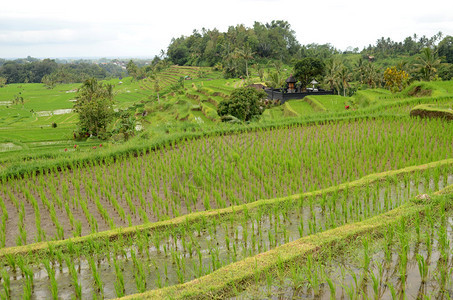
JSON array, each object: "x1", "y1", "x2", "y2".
[{"x1": 1, "y1": 0, "x2": 452, "y2": 59}]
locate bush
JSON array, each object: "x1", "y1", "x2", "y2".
[{"x1": 217, "y1": 87, "x2": 266, "y2": 122}]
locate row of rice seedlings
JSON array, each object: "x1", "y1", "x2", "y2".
[
  {"x1": 234, "y1": 196, "x2": 453, "y2": 299},
  {"x1": 0, "y1": 196, "x2": 8, "y2": 248},
  {"x1": 1, "y1": 169, "x2": 450, "y2": 298},
  {"x1": 1, "y1": 118, "x2": 452, "y2": 247},
  {"x1": 2, "y1": 158, "x2": 450, "y2": 249}
]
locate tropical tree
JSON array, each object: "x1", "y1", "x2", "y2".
[
  {"x1": 234, "y1": 44, "x2": 254, "y2": 78},
  {"x1": 73, "y1": 78, "x2": 115, "y2": 138},
  {"x1": 323, "y1": 58, "x2": 341, "y2": 91},
  {"x1": 112, "y1": 110, "x2": 136, "y2": 141},
  {"x1": 217, "y1": 87, "x2": 266, "y2": 121},
  {"x1": 272, "y1": 60, "x2": 283, "y2": 75},
  {"x1": 414, "y1": 47, "x2": 441, "y2": 81},
  {"x1": 384, "y1": 66, "x2": 410, "y2": 92},
  {"x1": 41, "y1": 74, "x2": 57, "y2": 89},
  {"x1": 0, "y1": 77, "x2": 6, "y2": 87},
  {"x1": 154, "y1": 78, "x2": 161, "y2": 102},
  {"x1": 13, "y1": 93, "x2": 24, "y2": 106},
  {"x1": 437, "y1": 35, "x2": 453, "y2": 63},
  {"x1": 364, "y1": 62, "x2": 380, "y2": 88},
  {"x1": 223, "y1": 51, "x2": 246, "y2": 78},
  {"x1": 337, "y1": 67, "x2": 352, "y2": 97},
  {"x1": 126, "y1": 60, "x2": 138, "y2": 78},
  {"x1": 126, "y1": 60, "x2": 145, "y2": 80},
  {"x1": 256, "y1": 64, "x2": 265, "y2": 81},
  {"x1": 354, "y1": 58, "x2": 364, "y2": 84},
  {"x1": 265, "y1": 71, "x2": 286, "y2": 89},
  {"x1": 293, "y1": 57, "x2": 324, "y2": 91}
]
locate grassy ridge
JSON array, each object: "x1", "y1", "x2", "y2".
[{"x1": 410, "y1": 103, "x2": 453, "y2": 120}]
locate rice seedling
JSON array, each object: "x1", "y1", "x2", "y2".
[
  {"x1": 43, "y1": 259, "x2": 58, "y2": 300},
  {"x1": 1, "y1": 269, "x2": 11, "y2": 300},
  {"x1": 88, "y1": 256, "x2": 104, "y2": 298}
]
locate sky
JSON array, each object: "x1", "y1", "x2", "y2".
[{"x1": 1, "y1": 0, "x2": 452, "y2": 59}]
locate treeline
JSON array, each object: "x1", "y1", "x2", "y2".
[
  {"x1": 364, "y1": 33, "x2": 447, "y2": 57},
  {"x1": 0, "y1": 58, "x2": 124, "y2": 85},
  {"x1": 165, "y1": 20, "x2": 453, "y2": 81},
  {"x1": 166, "y1": 20, "x2": 340, "y2": 78}
]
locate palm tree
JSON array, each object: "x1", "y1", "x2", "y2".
[
  {"x1": 154, "y1": 78, "x2": 160, "y2": 102},
  {"x1": 414, "y1": 47, "x2": 441, "y2": 81},
  {"x1": 364, "y1": 62, "x2": 380, "y2": 88},
  {"x1": 265, "y1": 71, "x2": 285, "y2": 89},
  {"x1": 232, "y1": 45, "x2": 254, "y2": 79},
  {"x1": 256, "y1": 64, "x2": 265, "y2": 81},
  {"x1": 324, "y1": 58, "x2": 341, "y2": 92},
  {"x1": 355, "y1": 58, "x2": 365, "y2": 84},
  {"x1": 273, "y1": 60, "x2": 283, "y2": 75},
  {"x1": 241, "y1": 45, "x2": 254, "y2": 79},
  {"x1": 337, "y1": 67, "x2": 352, "y2": 97}
]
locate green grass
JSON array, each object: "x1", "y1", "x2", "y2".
[
  {"x1": 286, "y1": 100, "x2": 314, "y2": 115},
  {"x1": 306, "y1": 95, "x2": 346, "y2": 111}
]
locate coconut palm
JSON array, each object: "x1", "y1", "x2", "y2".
[
  {"x1": 265, "y1": 71, "x2": 285, "y2": 89},
  {"x1": 256, "y1": 64, "x2": 265, "y2": 81},
  {"x1": 414, "y1": 47, "x2": 441, "y2": 81},
  {"x1": 364, "y1": 62, "x2": 380, "y2": 88},
  {"x1": 241, "y1": 45, "x2": 254, "y2": 79},
  {"x1": 324, "y1": 58, "x2": 341, "y2": 92},
  {"x1": 355, "y1": 58, "x2": 366, "y2": 84},
  {"x1": 337, "y1": 67, "x2": 352, "y2": 97},
  {"x1": 273, "y1": 60, "x2": 283, "y2": 75}
]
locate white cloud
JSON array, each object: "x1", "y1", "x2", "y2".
[{"x1": 0, "y1": 0, "x2": 452, "y2": 58}]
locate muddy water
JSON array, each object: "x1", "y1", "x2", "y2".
[
  {"x1": 232, "y1": 212, "x2": 453, "y2": 299},
  {"x1": 2, "y1": 175, "x2": 453, "y2": 299}
]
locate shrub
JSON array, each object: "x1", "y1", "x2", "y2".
[{"x1": 217, "y1": 87, "x2": 266, "y2": 122}]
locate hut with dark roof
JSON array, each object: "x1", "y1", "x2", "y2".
[{"x1": 286, "y1": 75, "x2": 297, "y2": 93}]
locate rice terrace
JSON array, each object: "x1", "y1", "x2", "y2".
[{"x1": 1, "y1": 17, "x2": 453, "y2": 300}]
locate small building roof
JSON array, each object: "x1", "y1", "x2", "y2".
[
  {"x1": 247, "y1": 83, "x2": 266, "y2": 90},
  {"x1": 286, "y1": 75, "x2": 296, "y2": 83}
]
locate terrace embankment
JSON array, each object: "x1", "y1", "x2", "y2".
[
  {"x1": 410, "y1": 104, "x2": 453, "y2": 120},
  {"x1": 1, "y1": 162, "x2": 453, "y2": 299}
]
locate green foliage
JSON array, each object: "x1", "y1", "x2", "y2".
[
  {"x1": 112, "y1": 110, "x2": 137, "y2": 141},
  {"x1": 265, "y1": 71, "x2": 285, "y2": 89},
  {"x1": 41, "y1": 73, "x2": 57, "y2": 89},
  {"x1": 0, "y1": 58, "x2": 112, "y2": 84},
  {"x1": 438, "y1": 63, "x2": 453, "y2": 81},
  {"x1": 384, "y1": 66, "x2": 410, "y2": 92},
  {"x1": 365, "y1": 32, "x2": 443, "y2": 57},
  {"x1": 167, "y1": 20, "x2": 301, "y2": 68},
  {"x1": 0, "y1": 58, "x2": 57, "y2": 84},
  {"x1": 217, "y1": 87, "x2": 266, "y2": 121},
  {"x1": 414, "y1": 48, "x2": 441, "y2": 81},
  {"x1": 73, "y1": 79, "x2": 115, "y2": 138},
  {"x1": 126, "y1": 60, "x2": 145, "y2": 81},
  {"x1": 0, "y1": 77, "x2": 6, "y2": 87},
  {"x1": 293, "y1": 57, "x2": 324, "y2": 90},
  {"x1": 437, "y1": 35, "x2": 453, "y2": 63}
]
